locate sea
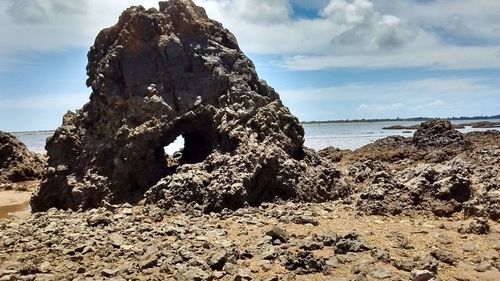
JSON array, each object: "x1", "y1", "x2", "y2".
[{"x1": 12, "y1": 119, "x2": 500, "y2": 154}]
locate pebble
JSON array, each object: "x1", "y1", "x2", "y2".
[{"x1": 411, "y1": 269, "x2": 434, "y2": 281}]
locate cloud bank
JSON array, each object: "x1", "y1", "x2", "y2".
[
  {"x1": 1, "y1": 0, "x2": 499, "y2": 70},
  {"x1": 280, "y1": 77, "x2": 499, "y2": 120}
]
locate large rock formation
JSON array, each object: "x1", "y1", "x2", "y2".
[
  {"x1": 0, "y1": 131, "x2": 45, "y2": 185},
  {"x1": 319, "y1": 119, "x2": 499, "y2": 220},
  {"x1": 338, "y1": 119, "x2": 472, "y2": 164},
  {"x1": 31, "y1": 0, "x2": 347, "y2": 212}
]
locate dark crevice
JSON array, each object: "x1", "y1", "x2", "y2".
[
  {"x1": 181, "y1": 131, "x2": 213, "y2": 164},
  {"x1": 292, "y1": 146, "x2": 306, "y2": 160}
]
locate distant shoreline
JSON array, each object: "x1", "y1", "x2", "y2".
[
  {"x1": 301, "y1": 115, "x2": 500, "y2": 124},
  {"x1": 10, "y1": 130, "x2": 55, "y2": 134},
  {"x1": 6, "y1": 115, "x2": 500, "y2": 133}
]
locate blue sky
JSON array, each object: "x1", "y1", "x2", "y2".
[{"x1": 0, "y1": 0, "x2": 499, "y2": 131}]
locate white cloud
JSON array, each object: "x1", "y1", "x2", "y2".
[
  {"x1": 357, "y1": 102, "x2": 404, "y2": 114},
  {"x1": 231, "y1": 0, "x2": 292, "y2": 24},
  {"x1": 279, "y1": 77, "x2": 499, "y2": 120},
  {"x1": 321, "y1": 0, "x2": 374, "y2": 25},
  {"x1": 50, "y1": 0, "x2": 87, "y2": 15},
  {"x1": 426, "y1": 100, "x2": 444, "y2": 107},
  {"x1": 6, "y1": 0, "x2": 88, "y2": 24},
  {"x1": 0, "y1": 0, "x2": 499, "y2": 71},
  {"x1": 282, "y1": 46, "x2": 500, "y2": 70},
  {"x1": 316, "y1": 0, "x2": 418, "y2": 51},
  {"x1": 198, "y1": 0, "x2": 499, "y2": 69},
  {"x1": 0, "y1": 0, "x2": 158, "y2": 54},
  {"x1": 279, "y1": 77, "x2": 496, "y2": 103},
  {"x1": 373, "y1": 0, "x2": 500, "y2": 45},
  {"x1": 6, "y1": 0, "x2": 48, "y2": 24}
]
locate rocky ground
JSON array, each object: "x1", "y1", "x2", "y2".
[
  {"x1": 1, "y1": 201, "x2": 498, "y2": 281},
  {"x1": 1, "y1": 121, "x2": 499, "y2": 280}
]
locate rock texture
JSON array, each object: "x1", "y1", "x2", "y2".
[
  {"x1": 2, "y1": 202, "x2": 499, "y2": 280},
  {"x1": 31, "y1": 0, "x2": 347, "y2": 212},
  {"x1": 0, "y1": 131, "x2": 45, "y2": 185},
  {"x1": 320, "y1": 119, "x2": 500, "y2": 220}
]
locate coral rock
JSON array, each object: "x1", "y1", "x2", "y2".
[{"x1": 31, "y1": 0, "x2": 347, "y2": 212}]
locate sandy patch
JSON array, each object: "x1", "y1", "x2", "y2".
[{"x1": 0, "y1": 191, "x2": 31, "y2": 219}]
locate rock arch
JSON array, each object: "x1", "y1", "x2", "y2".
[{"x1": 31, "y1": 0, "x2": 348, "y2": 212}]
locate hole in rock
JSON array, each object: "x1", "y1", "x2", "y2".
[
  {"x1": 164, "y1": 135, "x2": 185, "y2": 169},
  {"x1": 161, "y1": 129, "x2": 215, "y2": 175}
]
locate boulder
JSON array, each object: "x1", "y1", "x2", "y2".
[
  {"x1": 31, "y1": 0, "x2": 348, "y2": 212},
  {"x1": 413, "y1": 119, "x2": 470, "y2": 148},
  {"x1": 0, "y1": 131, "x2": 45, "y2": 185}
]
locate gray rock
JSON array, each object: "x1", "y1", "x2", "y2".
[
  {"x1": 176, "y1": 267, "x2": 212, "y2": 281},
  {"x1": 334, "y1": 236, "x2": 371, "y2": 254},
  {"x1": 265, "y1": 227, "x2": 288, "y2": 243},
  {"x1": 392, "y1": 259, "x2": 416, "y2": 272},
  {"x1": 208, "y1": 249, "x2": 227, "y2": 271},
  {"x1": 325, "y1": 256, "x2": 339, "y2": 269},
  {"x1": 261, "y1": 247, "x2": 278, "y2": 260},
  {"x1": 418, "y1": 255, "x2": 439, "y2": 273},
  {"x1": 291, "y1": 216, "x2": 319, "y2": 226},
  {"x1": 108, "y1": 233, "x2": 124, "y2": 247},
  {"x1": 474, "y1": 262, "x2": 492, "y2": 272},
  {"x1": 101, "y1": 268, "x2": 119, "y2": 277},
  {"x1": 371, "y1": 249, "x2": 390, "y2": 262},
  {"x1": 493, "y1": 258, "x2": 500, "y2": 271},
  {"x1": 411, "y1": 269, "x2": 434, "y2": 281},
  {"x1": 0, "y1": 275, "x2": 15, "y2": 281},
  {"x1": 38, "y1": 262, "x2": 51, "y2": 273},
  {"x1": 457, "y1": 218, "x2": 490, "y2": 235},
  {"x1": 139, "y1": 255, "x2": 158, "y2": 269},
  {"x1": 234, "y1": 268, "x2": 252, "y2": 281},
  {"x1": 434, "y1": 234, "x2": 452, "y2": 245},
  {"x1": 430, "y1": 249, "x2": 456, "y2": 265},
  {"x1": 283, "y1": 251, "x2": 326, "y2": 274},
  {"x1": 87, "y1": 213, "x2": 112, "y2": 227},
  {"x1": 322, "y1": 232, "x2": 338, "y2": 246},
  {"x1": 299, "y1": 238, "x2": 323, "y2": 251}
]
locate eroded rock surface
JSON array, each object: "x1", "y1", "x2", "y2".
[
  {"x1": 31, "y1": 0, "x2": 347, "y2": 212},
  {"x1": 320, "y1": 119, "x2": 500, "y2": 220},
  {"x1": 0, "y1": 131, "x2": 45, "y2": 186},
  {"x1": 2, "y1": 202, "x2": 499, "y2": 280}
]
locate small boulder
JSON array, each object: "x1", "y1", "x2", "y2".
[{"x1": 457, "y1": 218, "x2": 490, "y2": 235}]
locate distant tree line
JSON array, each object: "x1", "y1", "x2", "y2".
[{"x1": 301, "y1": 114, "x2": 500, "y2": 124}]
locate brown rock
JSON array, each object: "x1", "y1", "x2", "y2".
[
  {"x1": 30, "y1": 0, "x2": 348, "y2": 212},
  {"x1": 0, "y1": 131, "x2": 45, "y2": 185}
]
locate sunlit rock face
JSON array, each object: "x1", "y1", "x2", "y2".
[
  {"x1": 31, "y1": 0, "x2": 347, "y2": 212},
  {"x1": 0, "y1": 131, "x2": 45, "y2": 185}
]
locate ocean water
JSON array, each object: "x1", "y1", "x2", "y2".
[
  {"x1": 12, "y1": 119, "x2": 500, "y2": 154},
  {"x1": 12, "y1": 131, "x2": 53, "y2": 154},
  {"x1": 303, "y1": 119, "x2": 500, "y2": 150}
]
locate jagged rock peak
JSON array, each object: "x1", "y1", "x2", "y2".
[{"x1": 31, "y1": 0, "x2": 347, "y2": 212}]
